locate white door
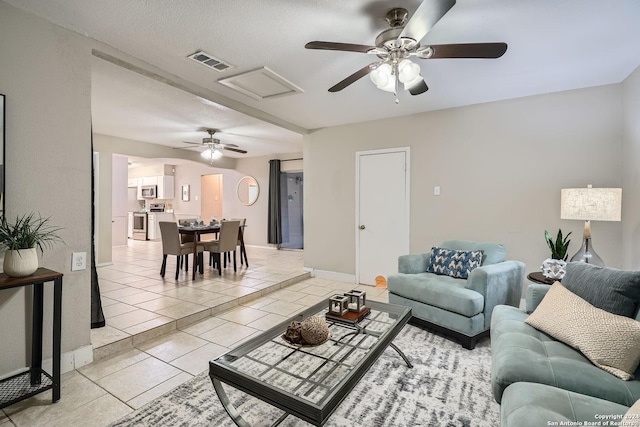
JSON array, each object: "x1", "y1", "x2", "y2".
[{"x1": 356, "y1": 148, "x2": 410, "y2": 285}]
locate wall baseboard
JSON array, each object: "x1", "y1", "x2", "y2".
[
  {"x1": 42, "y1": 345, "x2": 94, "y2": 375},
  {"x1": 310, "y1": 269, "x2": 356, "y2": 283}
]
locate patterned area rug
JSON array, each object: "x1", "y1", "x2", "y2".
[{"x1": 110, "y1": 325, "x2": 499, "y2": 427}]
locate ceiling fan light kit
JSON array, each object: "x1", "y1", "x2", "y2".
[
  {"x1": 174, "y1": 128, "x2": 247, "y2": 164},
  {"x1": 305, "y1": 0, "x2": 507, "y2": 103}
]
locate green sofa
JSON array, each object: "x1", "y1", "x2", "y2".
[
  {"x1": 491, "y1": 283, "x2": 640, "y2": 407},
  {"x1": 387, "y1": 240, "x2": 525, "y2": 349}
]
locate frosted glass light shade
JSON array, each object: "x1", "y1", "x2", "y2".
[
  {"x1": 398, "y1": 59, "x2": 420, "y2": 83},
  {"x1": 370, "y1": 64, "x2": 395, "y2": 92},
  {"x1": 560, "y1": 187, "x2": 622, "y2": 221},
  {"x1": 201, "y1": 148, "x2": 223, "y2": 160}
]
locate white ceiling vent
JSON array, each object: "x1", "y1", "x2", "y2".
[
  {"x1": 187, "y1": 50, "x2": 234, "y2": 72},
  {"x1": 217, "y1": 67, "x2": 304, "y2": 101}
]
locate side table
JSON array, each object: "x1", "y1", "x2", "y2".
[
  {"x1": 0, "y1": 268, "x2": 63, "y2": 409},
  {"x1": 527, "y1": 271, "x2": 558, "y2": 285}
]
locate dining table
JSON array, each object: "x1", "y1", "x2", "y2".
[{"x1": 178, "y1": 223, "x2": 247, "y2": 279}]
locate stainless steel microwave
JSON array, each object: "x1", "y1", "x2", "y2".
[{"x1": 141, "y1": 185, "x2": 157, "y2": 198}]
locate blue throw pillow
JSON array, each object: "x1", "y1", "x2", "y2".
[{"x1": 427, "y1": 247, "x2": 484, "y2": 279}]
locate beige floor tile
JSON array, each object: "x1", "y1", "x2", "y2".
[
  {"x1": 218, "y1": 285, "x2": 259, "y2": 298},
  {"x1": 134, "y1": 296, "x2": 184, "y2": 311},
  {"x1": 90, "y1": 325, "x2": 131, "y2": 348},
  {"x1": 96, "y1": 280, "x2": 128, "y2": 293},
  {"x1": 218, "y1": 306, "x2": 269, "y2": 325},
  {"x1": 3, "y1": 371, "x2": 107, "y2": 425},
  {"x1": 78, "y1": 348, "x2": 150, "y2": 382},
  {"x1": 102, "y1": 302, "x2": 138, "y2": 318},
  {"x1": 160, "y1": 287, "x2": 218, "y2": 303},
  {"x1": 122, "y1": 316, "x2": 175, "y2": 335},
  {"x1": 200, "y1": 294, "x2": 238, "y2": 308},
  {"x1": 155, "y1": 301, "x2": 209, "y2": 319},
  {"x1": 288, "y1": 294, "x2": 325, "y2": 309},
  {"x1": 100, "y1": 296, "x2": 119, "y2": 307},
  {"x1": 261, "y1": 300, "x2": 306, "y2": 317},
  {"x1": 246, "y1": 313, "x2": 289, "y2": 331},
  {"x1": 101, "y1": 286, "x2": 148, "y2": 300},
  {"x1": 243, "y1": 297, "x2": 277, "y2": 309},
  {"x1": 96, "y1": 357, "x2": 183, "y2": 402},
  {"x1": 170, "y1": 343, "x2": 228, "y2": 375},
  {"x1": 136, "y1": 331, "x2": 209, "y2": 362},
  {"x1": 116, "y1": 291, "x2": 163, "y2": 305},
  {"x1": 300, "y1": 285, "x2": 337, "y2": 297},
  {"x1": 179, "y1": 316, "x2": 228, "y2": 336},
  {"x1": 268, "y1": 289, "x2": 307, "y2": 302},
  {"x1": 196, "y1": 281, "x2": 240, "y2": 293},
  {"x1": 126, "y1": 372, "x2": 193, "y2": 409},
  {"x1": 107, "y1": 309, "x2": 162, "y2": 330},
  {"x1": 46, "y1": 394, "x2": 131, "y2": 427},
  {"x1": 199, "y1": 322, "x2": 259, "y2": 347}
]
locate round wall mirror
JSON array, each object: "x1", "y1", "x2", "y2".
[{"x1": 237, "y1": 176, "x2": 259, "y2": 206}]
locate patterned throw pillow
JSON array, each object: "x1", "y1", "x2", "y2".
[
  {"x1": 427, "y1": 247, "x2": 484, "y2": 279},
  {"x1": 526, "y1": 282, "x2": 640, "y2": 380}
]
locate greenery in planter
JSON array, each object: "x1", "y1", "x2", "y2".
[
  {"x1": 0, "y1": 213, "x2": 63, "y2": 254},
  {"x1": 544, "y1": 229, "x2": 571, "y2": 261}
]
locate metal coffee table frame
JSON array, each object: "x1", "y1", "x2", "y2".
[{"x1": 209, "y1": 299, "x2": 412, "y2": 427}]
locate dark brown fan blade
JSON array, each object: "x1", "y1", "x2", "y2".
[
  {"x1": 223, "y1": 146, "x2": 247, "y2": 154},
  {"x1": 305, "y1": 41, "x2": 377, "y2": 54},
  {"x1": 428, "y1": 43, "x2": 507, "y2": 59},
  {"x1": 222, "y1": 143, "x2": 239, "y2": 148},
  {"x1": 173, "y1": 142, "x2": 201, "y2": 149},
  {"x1": 408, "y1": 79, "x2": 429, "y2": 95},
  {"x1": 329, "y1": 63, "x2": 377, "y2": 92},
  {"x1": 399, "y1": 0, "x2": 456, "y2": 42}
]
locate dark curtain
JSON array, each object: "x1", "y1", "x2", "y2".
[
  {"x1": 267, "y1": 159, "x2": 282, "y2": 245},
  {"x1": 90, "y1": 132, "x2": 105, "y2": 329}
]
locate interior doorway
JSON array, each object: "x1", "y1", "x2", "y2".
[
  {"x1": 201, "y1": 174, "x2": 223, "y2": 222},
  {"x1": 356, "y1": 148, "x2": 410, "y2": 285},
  {"x1": 280, "y1": 172, "x2": 304, "y2": 249}
]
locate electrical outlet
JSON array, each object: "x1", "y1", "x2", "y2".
[
  {"x1": 434, "y1": 186, "x2": 441, "y2": 196},
  {"x1": 71, "y1": 252, "x2": 87, "y2": 271}
]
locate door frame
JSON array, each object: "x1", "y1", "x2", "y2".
[{"x1": 355, "y1": 147, "x2": 410, "y2": 285}]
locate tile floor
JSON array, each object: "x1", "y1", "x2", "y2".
[{"x1": 0, "y1": 241, "x2": 388, "y2": 426}]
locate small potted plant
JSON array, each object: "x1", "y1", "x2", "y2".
[
  {"x1": 542, "y1": 229, "x2": 571, "y2": 280},
  {"x1": 0, "y1": 213, "x2": 63, "y2": 277}
]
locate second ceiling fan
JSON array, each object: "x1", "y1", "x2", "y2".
[
  {"x1": 305, "y1": 0, "x2": 507, "y2": 102},
  {"x1": 175, "y1": 129, "x2": 247, "y2": 163}
]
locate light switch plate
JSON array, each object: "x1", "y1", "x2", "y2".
[
  {"x1": 72, "y1": 252, "x2": 87, "y2": 271},
  {"x1": 434, "y1": 186, "x2": 441, "y2": 196}
]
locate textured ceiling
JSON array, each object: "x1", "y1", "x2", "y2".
[{"x1": 6, "y1": 0, "x2": 640, "y2": 156}]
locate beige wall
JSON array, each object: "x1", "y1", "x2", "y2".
[
  {"x1": 0, "y1": 2, "x2": 92, "y2": 374},
  {"x1": 305, "y1": 85, "x2": 624, "y2": 285},
  {"x1": 623, "y1": 66, "x2": 640, "y2": 269}
]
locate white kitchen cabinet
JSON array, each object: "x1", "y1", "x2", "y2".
[
  {"x1": 127, "y1": 178, "x2": 138, "y2": 188},
  {"x1": 136, "y1": 178, "x2": 143, "y2": 200},
  {"x1": 147, "y1": 214, "x2": 156, "y2": 240},
  {"x1": 156, "y1": 175, "x2": 174, "y2": 200},
  {"x1": 127, "y1": 212, "x2": 133, "y2": 238},
  {"x1": 142, "y1": 176, "x2": 158, "y2": 186}
]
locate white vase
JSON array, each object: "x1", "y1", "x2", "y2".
[
  {"x1": 3, "y1": 248, "x2": 39, "y2": 277},
  {"x1": 541, "y1": 258, "x2": 566, "y2": 280}
]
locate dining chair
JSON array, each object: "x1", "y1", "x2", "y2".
[
  {"x1": 236, "y1": 218, "x2": 248, "y2": 267},
  {"x1": 201, "y1": 220, "x2": 240, "y2": 275},
  {"x1": 159, "y1": 221, "x2": 204, "y2": 280}
]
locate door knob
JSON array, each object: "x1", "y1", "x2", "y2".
[{"x1": 359, "y1": 225, "x2": 365, "y2": 230}]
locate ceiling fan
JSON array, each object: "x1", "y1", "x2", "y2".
[
  {"x1": 174, "y1": 129, "x2": 247, "y2": 163},
  {"x1": 305, "y1": 0, "x2": 507, "y2": 102}
]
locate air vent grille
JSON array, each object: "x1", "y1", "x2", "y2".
[{"x1": 187, "y1": 50, "x2": 234, "y2": 72}]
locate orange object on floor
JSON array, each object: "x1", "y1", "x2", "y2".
[{"x1": 375, "y1": 275, "x2": 387, "y2": 288}]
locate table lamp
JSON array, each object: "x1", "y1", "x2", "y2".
[{"x1": 560, "y1": 185, "x2": 622, "y2": 266}]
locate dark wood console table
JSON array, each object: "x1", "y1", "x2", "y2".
[{"x1": 0, "y1": 268, "x2": 63, "y2": 409}]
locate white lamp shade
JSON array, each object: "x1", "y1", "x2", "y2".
[
  {"x1": 370, "y1": 64, "x2": 395, "y2": 92},
  {"x1": 398, "y1": 59, "x2": 420, "y2": 83},
  {"x1": 201, "y1": 148, "x2": 223, "y2": 160},
  {"x1": 561, "y1": 187, "x2": 622, "y2": 221}
]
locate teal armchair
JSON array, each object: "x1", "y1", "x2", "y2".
[{"x1": 387, "y1": 240, "x2": 525, "y2": 349}]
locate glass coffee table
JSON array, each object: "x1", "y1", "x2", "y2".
[{"x1": 209, "y1": 299, "x2": 412, "y2": 427}]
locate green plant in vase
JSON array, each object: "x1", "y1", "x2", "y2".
[
  {"x1": 0, "y1": 213, "x2": 63, "y2": 277},
  {"x1": 542, "y1": 229, "x2": 571, "y2": 280}
]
